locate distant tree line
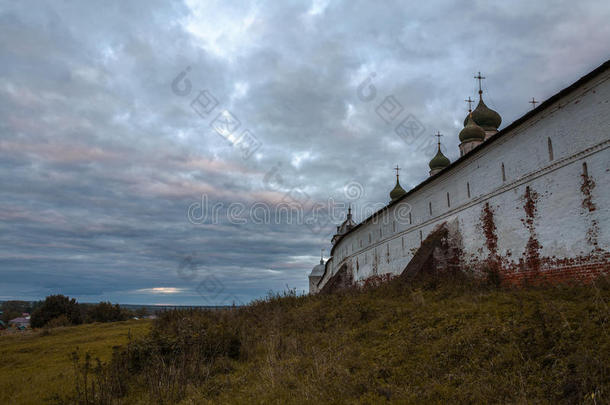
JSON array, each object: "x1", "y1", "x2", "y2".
[{"x1": 1, "y1": 295, "x2": 150, "y2": 328}]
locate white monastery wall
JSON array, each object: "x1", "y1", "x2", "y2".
[{"x1": 317, "y1": 67, "x2": 609, "y2": 290}]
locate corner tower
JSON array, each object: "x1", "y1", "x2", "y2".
[{"x1": 308, "y1": 249, "x2": 325, "y2": 294}]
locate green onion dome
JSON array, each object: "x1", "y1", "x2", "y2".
[
  {"x1": 459, "y1": 113, "x2": 486, "y2": 142},
  {"x1": 390, "y1": 179, "x2": 407, "y2": 202},
  {"x1": 429, "y1": 147, "x2": 450, "y2": 171},
  {"x1": 463, "y1": 96, "x2": 502, "y2": 131}
]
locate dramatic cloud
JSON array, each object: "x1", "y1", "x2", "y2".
[{"x1": 1, "y1": 0, "x2": 608, "y2": 304}]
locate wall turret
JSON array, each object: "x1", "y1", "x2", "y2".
[
  {"x1": 429, "y1": 132, "x2": 450, "y2": 176},
  {"x1": 390, "y1": 165, "x2": 407, "y2": 202}
]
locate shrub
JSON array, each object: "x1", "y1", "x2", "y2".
[
  {"x1": 46, "y1": 314, "x2": 71, "y2": 328},
  {"x1": 30, "y1": 295, "x2": 82, "y2": 328}
]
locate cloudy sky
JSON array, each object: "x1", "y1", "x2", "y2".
[{"x1": 1, "y1": 0, "x2": 608, "y2": 305}]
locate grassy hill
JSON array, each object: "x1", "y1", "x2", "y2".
[
  {"x1": 0, "y1": 320, "x2": 151, "y2": 404},
  {"x1": 62, "y1": 275, "x2": 609, "y2": 404}
]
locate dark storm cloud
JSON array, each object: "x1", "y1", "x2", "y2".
[{"x1": 1, "y1": 0, "x2": 608, "y2": 304}]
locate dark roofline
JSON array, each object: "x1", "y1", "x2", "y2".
[{"x1": 330, "y1": 58, "x2": 610, "y2": 257}]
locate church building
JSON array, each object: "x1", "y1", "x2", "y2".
[{"x1": 310, "y1": 60, "x2": 610, "y2": 293}]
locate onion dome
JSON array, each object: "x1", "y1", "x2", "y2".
[
  {"x1": 463, "y1": 96, "x2": 502, "y2": 130},
  {"x1": 459, "y1": 113, "x2": 486, "y2": 142},
  {"x1": 463, "y1": 72, "x2": 502, "y2": 131},
  {"x1": 390, "y1": 179, "x2": 407, "y2": 202},
  {"x1": 390, "y1": 165, "x2": 407, "y2": 202},
  {"x1": 429, "y1": 145, "x2": 450, "y2": 171}
]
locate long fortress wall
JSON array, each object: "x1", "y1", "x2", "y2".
[{"x1": 317, "y1": 64, "x2": 610, "y2": 291}]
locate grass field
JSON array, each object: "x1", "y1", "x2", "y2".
[
  {"x1": 66, "y1": 276, "x2": 610, "y2": 404},
  {"x1": 2, "y1": 277, "x2": 609, "y2": 404},
  {"x1": 0, "y1": 320, "x2": 151, "y2": 405}
]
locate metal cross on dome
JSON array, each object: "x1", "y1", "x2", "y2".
[
  {"x1": 464, "y1": 96, "x2": 474, "y2": 112},
  {"x1": 394, "y1": 165, "x2": 401, "y2": 177},
  {"x1": 474, "y1": 71, "x2": 486, "y2": 96},
  {"x1": 434, "y1": 131, "x2": 443, "y2": 147},
  {"x1": 529, "y1": 97, "x2": 538, "y2": 109}
]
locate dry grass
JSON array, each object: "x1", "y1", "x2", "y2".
[{"x1": 67, "y1": 275, "x2": 610, "y2": 404}]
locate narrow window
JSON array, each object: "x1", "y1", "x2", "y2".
[
  {"x1": 359, "y1": 239, "x2": 362, "y2": 248},
  {"x1": 402, "y1": 237, "x2": 405, "y2": 250},
  {"x1": 467, "y1": 182, "x2": 471, "y2": 198},
  {"x1": 379, "y1": 229, "x2": 382, "y2": 238},
  {"x1": 386, "y1": 244, "x2": 390, "y2": 263},
  {"x1": 447, "y1": 192, "x2": 450, "y2": 207},
  {"x1": 392, "y1": 221, "x2": 396, "y2": 232},
  {"x1": 409, "y1": 212, "x2": 412, "y2": 224},
  {"x1": 368, "y1": 233, "x2": 371, "y2": 243},
  {"x1": 583, "y1": 162, "x2": 588, "y2": 177},
  {"x1": 419, "y1": 230, "x2": 423, "y2": 244},
  {"x1": 501, "y1": 163, "x2": 506, "y2": 182},
  {"x1": 429, "y1": 201, "x2": 432, "y2": 216},
  {"x1": 547, "y1": 137, "x2": 554, "y2": 161}
]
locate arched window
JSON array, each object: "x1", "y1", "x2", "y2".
[
  {"x1": 447, "y1": 192, "x2": 450, "y2": 207},
  {"x1": 467, "y1": 182, "x2": 471, "y2": 198},
  {"x1": 547, "y1": 137, "x2": 554, "y2": 161}
]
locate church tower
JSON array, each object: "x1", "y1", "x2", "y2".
[{"x1": 464, "y1": 72, "x2": 502, "y2": 140}]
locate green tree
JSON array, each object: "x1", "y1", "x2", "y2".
[
  {"x1": 86, "y1": 302, "x2": 128, "y2": 323},
  {"x1": 30, "y1": 295, "x2": 82, "y2": 328}
]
